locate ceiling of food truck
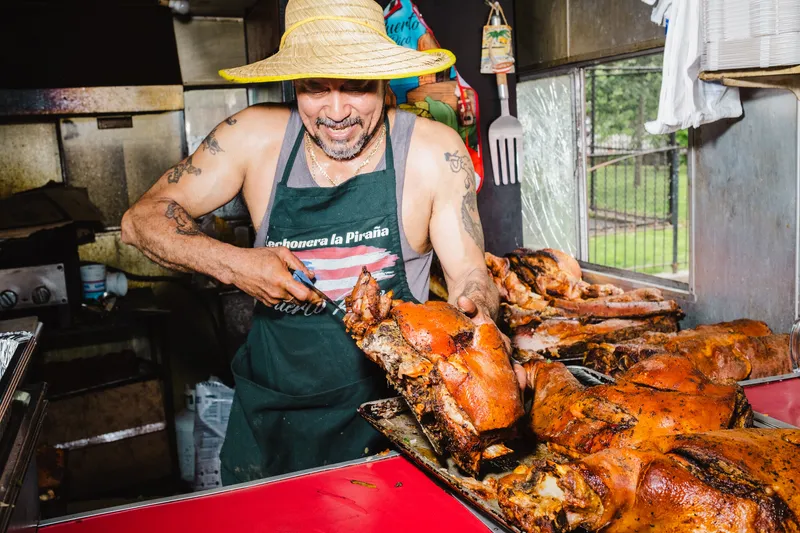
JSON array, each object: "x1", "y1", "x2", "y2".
[{"x1": 3, "y1": 0, "x2": 261, "y2": 17}]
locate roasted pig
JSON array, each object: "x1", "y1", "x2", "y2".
[
  {"x1": 497, "y1": 429, "x2": 800, "y2": 533},
  {"x1": 344, "y1": 268, "x2": 524, "y2": 476},
  {"x1": 512, "y1": 315, "x2": 679, "y2": 362},
  {"x1": 584, "y1": 319, "x2": 794, "y2": 382},
  {"x1": 486, "y1": 249, "x2": 684, "y2": 361},
  {"x1": 524, "y1": 354, "x2": 752, "y2": 458},
  {"x1": 506, "y1": 248, "x2": 622, "y2": 301}
]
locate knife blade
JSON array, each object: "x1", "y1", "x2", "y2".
[{"x1": 291, "y1": 268, "x2": 347, "y2": 318}]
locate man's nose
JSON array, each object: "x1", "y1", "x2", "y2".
[{"x1": 326, "y1": 91, "x2": 350, "y2": 122}]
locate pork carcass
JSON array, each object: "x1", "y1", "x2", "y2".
[
  {"x1": 506, "y1": 248, "x2": 622, "y2": 301},
  {"x1": 512, "y1": 315, "x2": 680, "y2": 362},
  {"x1": 497, "y1": 429, "x2": 800, "y2": 533},
  {"x1": 486, "y1": 250, "x2": 684, "y2": 359},
  {"x1": 584, "y1": 319, "x2": 794, "y2": 382},
  {"x1": 524, "y1": 354, "x2": 752, "y2": 458},
  {"x1": 344, "y1": 268, "x2": 524, "y2": 476}
]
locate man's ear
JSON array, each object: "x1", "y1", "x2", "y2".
[{"x1": 383, "y1": 81, "x2": 396, "y2": 107}]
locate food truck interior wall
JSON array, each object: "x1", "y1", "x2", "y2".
[
  {"x1": 0, "y1": 0, "x2": 798, "y2": 515},
  {"x1": 0, "y1": 0, "x2": 796, "y2": 372},
  {"x1": 513, "y1": 0, "x2": 800, "y2": 334}
]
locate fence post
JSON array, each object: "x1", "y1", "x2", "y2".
[
  {"x1": 668, "y1": 133, "x2": 680, "y2": 273},
  {"x1": 589, "y1": 69, "x2": 596, "y2": 210}
]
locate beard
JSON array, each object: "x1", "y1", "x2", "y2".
[{"x1": 308, "y1": 107, "x2": 385, "y2": 161}]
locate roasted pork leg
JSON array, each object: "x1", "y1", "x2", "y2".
[
  {"x1": 525, "y1": 354, "x2": 753, "y2": 457},
  {"x1": 583, "y1": 319, "x2": 793, "y2": 382},
  {"x1": 497, "y1": 429, "x2": 800, "y2": 533},
  {"x1": 344, "y1": 268, "x2": 525, "y2": 476}
]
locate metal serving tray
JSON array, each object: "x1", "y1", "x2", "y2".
[{"x1": 358, "y1": 366, "x2": 795, "y2": 533}]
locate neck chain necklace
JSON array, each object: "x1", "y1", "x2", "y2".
[{"x1": 304, "y1": 123, "x2": 386, "y2": 187}]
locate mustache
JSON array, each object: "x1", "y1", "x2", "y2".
[{"x1": 316, "y1": 116, "x2": 363, "y2": 128}]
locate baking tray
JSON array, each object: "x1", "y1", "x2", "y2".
[{"x1": 358, "y1": 365, "x2": 795, "y2": 533}]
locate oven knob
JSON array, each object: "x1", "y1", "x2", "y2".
[
  {"x1": 32, "y1": 286, "x2": 52, "y2": 305},
  {"x1": 0, "y1": 290, "x2": 18, "y2": 310}
]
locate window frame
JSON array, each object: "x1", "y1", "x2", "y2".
[{"x1": 517, "y1": 50, "x2": 695, "y2": 299}]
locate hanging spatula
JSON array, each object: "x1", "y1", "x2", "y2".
[{"x1": 488, "y1": 72, "x2": 524, "y2": 185}]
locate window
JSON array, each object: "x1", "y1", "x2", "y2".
[{"x1": 517, "y1": 52, "x2": 691, "y2": 286}]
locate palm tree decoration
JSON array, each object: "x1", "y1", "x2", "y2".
[{"x1": 486, "y1": 28, "x2": 510, "y2": 45}]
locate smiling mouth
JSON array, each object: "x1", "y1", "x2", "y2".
[{"x1": 323, "y1": 124, "x2": 356, "y2": 139}]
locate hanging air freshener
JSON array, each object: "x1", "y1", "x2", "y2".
[{"x1": 480, "y1": 1, "x2": 515, "y2": 74}]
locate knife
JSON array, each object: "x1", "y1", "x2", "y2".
[{"x1": 291, "y1": 268, "x2": 347, "y2": 317}]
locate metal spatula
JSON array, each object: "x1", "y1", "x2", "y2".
[{"x1": 488, "y1": 72, "x2": 524, "y2": 185}]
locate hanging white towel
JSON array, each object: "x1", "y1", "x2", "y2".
[{"x1": 643, "y1": 0, "x2": 743, "y2": 135}]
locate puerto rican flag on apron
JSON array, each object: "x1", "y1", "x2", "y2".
[{"x1": 295, "y1": 245, "x2": 399, "y2": 302}]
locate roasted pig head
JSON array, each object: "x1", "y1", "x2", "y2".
[
  {"x1": 344, "y1": 268, "x2": 525, "y2": 476},
  {"x1": 506, "y1": 248, "x2": 622, "y2": 301},
  {"x1": 524, "y1": 354, "x2": 753, "y2": 458},
  {"x1": 497, "y1": 429, "x2": 800, "y2": 533}
]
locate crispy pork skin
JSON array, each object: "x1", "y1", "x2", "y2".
[
  {"x1": 505, "y1": 248, "x2": 622, "y2": 301},
  {"x1": 345, "y1": 268, "x2": 524, "y2": 476},
  {"x1": 550, "y1": 288, "x2": 682, "y2": 320},
  {"x1": 524, "y1": 354, "x2": 752, "y2": 458},
  {"x1": 583, "y1": 319, "x2": 793, "y2": 382},
  {"x1": 512, "y1": 315, "x2": 679, "y2": 362},
  {"x1": 497, "y1": 429, "x2": 800, "y2": 533}
]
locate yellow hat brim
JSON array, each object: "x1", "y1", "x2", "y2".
[{"x1": 218, "y1": 46, "x2": 456, "y2": 84}]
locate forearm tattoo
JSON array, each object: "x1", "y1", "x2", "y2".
[{"x1": 165, "y1": 201, "x2": 201, "y2": 236}]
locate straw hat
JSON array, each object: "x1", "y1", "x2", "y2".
[{"x1": 218, "y1": 0, "x2": 456, "y2": 83}]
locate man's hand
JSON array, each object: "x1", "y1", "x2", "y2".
[
  {"x1": 458, "y1": 295, "x2": 527, "y2": 393},
  {"x1": 457, "y1": 294, "x2": 494, "y2": 326},
  {"x1": 230, "y1": 246, "x2": 321, "y2": 307}
]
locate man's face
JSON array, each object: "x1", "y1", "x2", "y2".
[{"x1": 295, "y1": 79, "x2": 386, "y2": 161}]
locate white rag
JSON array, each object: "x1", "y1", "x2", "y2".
[{"x1": 644, "y1": 0, "x2": 743, "y2": 134}]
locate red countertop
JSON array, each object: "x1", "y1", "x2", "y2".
[
  {"x1": 40, "y1": 455, "x2": 494, "y2": 533},
  {"x1": 41, "y1": 376, "x2": 800, "y2": 533},
  {"x1": 745, "y1": 375, "x2": 800, "y2": 427}
]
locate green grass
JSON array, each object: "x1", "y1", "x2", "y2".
[
  {"x1": 588, "y1": 161, "x2": 689, "y2": 275},
  {"x1": 589, "y1": 224, "x2": 689, "y2": 275},
  {"x1": 588, "y1": 161, "x2": 688, "y2": 222}
]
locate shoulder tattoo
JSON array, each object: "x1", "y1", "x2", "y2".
[
  {"x1": 444, "y1": 150, "x2": 474, "y2": 189},
  {"x1": 167, "y1": 155, "x2": 202, "y2": 184},
  {"x1": 201, "y1": 117, "x2": 237, "y2": 156}
]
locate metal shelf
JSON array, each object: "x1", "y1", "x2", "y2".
[
  {"x1": 0, "y1": 317, "x2": 43, "y2": 428},
  {"x1": 0, "y1": 383, "x2": 48, "y2": 533},
  {"x1": 700, "y1": 64, "x2": 800, "y2": 99}
]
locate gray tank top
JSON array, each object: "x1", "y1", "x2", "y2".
[{"x1": 254, "y1": 108, "x2": 432, "y2": 302}]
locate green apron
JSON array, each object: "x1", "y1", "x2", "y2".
[{"x1": 220, "y1": 116, "x2": 416, "y2": 485}]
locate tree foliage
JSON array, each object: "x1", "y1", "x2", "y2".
[{"x1": 587, "y1": 55, "x2": 686, "y2": 150}]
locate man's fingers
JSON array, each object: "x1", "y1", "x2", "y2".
[
  {"x1": 274, "y1": 247, "x2": 314, "y2": 278},
  {"x1": 457, "y1": 295, "x2": 478, "y2": 317},
  {"x1": 284, "y1": 279, "x2": 316, "y2": 303}
]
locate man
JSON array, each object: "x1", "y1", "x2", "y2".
[{"x1": 122, "y1": 0, "x2": 520, "y2": 485}]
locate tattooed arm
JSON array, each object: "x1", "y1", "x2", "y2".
[
  {"x1": 121, "y1": 114, "x2": 246, "y2": 282},
  {"x1": 425, "y1": 126, "x2": 500, "y2": 323},
  {"x1": 121, "y1": 108, "x2": 316, "y2": 305}
]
